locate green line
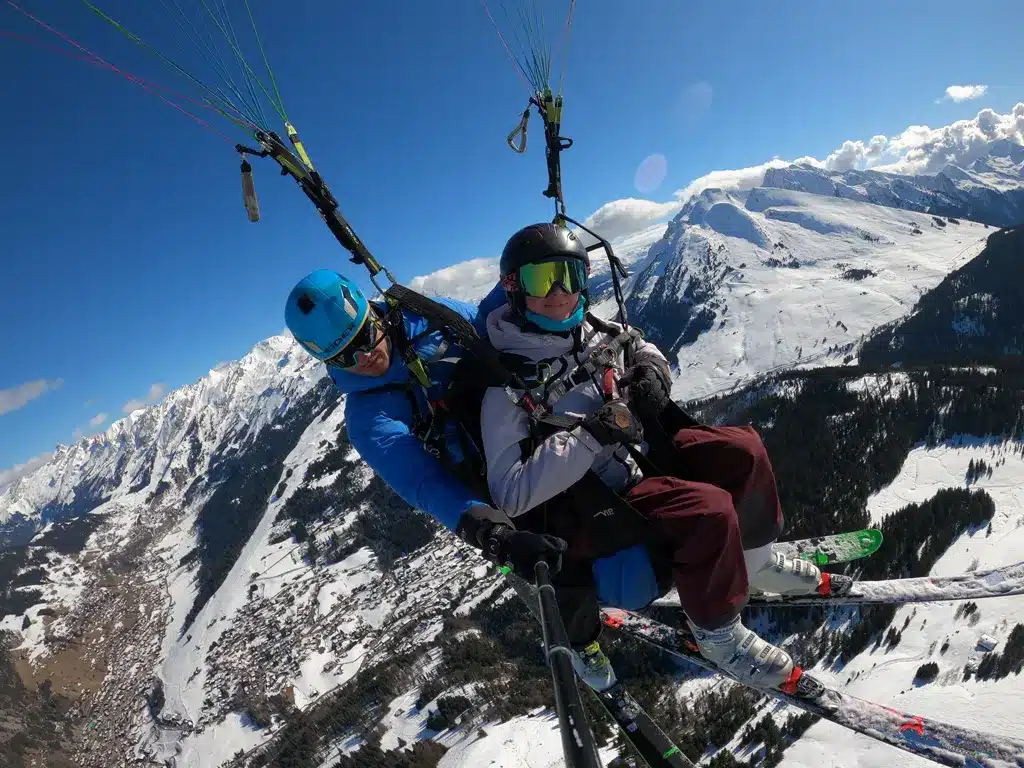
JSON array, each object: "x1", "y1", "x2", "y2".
[
  {"x1": 157, "y1": 0, "x2": 259, "y2": 127},
  {"x1": 243, "y1": 0, "x2": 288, "y2": 122},
  {"x1": 200, "y1": 0, "x2": 266, "y2": 127},
  {"x1": 663, "y1": 746, "x2": 681, "y2": 758},
  {"x1": 212, "y1": 0, "x2": 271, "y2": 128},
  {"x1": 500, "y1": 0, "x2": 548, "y2": 93},
  {"x1": 196, "y1": 0, "x2": 286, "y2": 123},
  {"x1": 557, "y1": 0, "x2": 575, "y2": 97},
  {"x1": 78, "y1": 0, "x2": 237, "y2": 120}
]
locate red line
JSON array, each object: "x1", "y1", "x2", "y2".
[
  {"x1": 479, "y1": 0, "x2": 532, "y2": 94},
  {"x1": 4, "y1": 3, "x2": 238, "y2": 143},
  {"x1": 1, "y1": 29, "x2": 239, "y2": 122}
]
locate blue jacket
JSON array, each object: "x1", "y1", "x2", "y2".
[{"x1": 328, "y1": 288, "x2": 505, "y2": 531}]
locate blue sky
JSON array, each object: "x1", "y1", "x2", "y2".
[{"x1": 1, "y1": 0, "x2": 1023, "y2": 480}]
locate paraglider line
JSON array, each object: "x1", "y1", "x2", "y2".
[
  {"x1": 0, "y1": 28, "x2": 247, "y2": 137},
  {"x1": 156, "y1": 0, "x2": 264, "y2": 128},
  {"x1": 479, "y1": 0, "x2": 533, "y2": 93},
  {"x1": 3, "y1": 4, "x2": 239, "y2": 143},
  {"x1": 556, "y1": 0, "x2": 575, "y2": 96}
]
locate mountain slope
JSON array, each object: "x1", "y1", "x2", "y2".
[
  {"x1": 0, "y1": 335, "x2": 324, "y2": 529},
  {"x1": 623, "y1": 185, "x2": 991, "y2": 400},
  {"x1": 860, "y1": 225, "x2": 1024, "y2": 367}
]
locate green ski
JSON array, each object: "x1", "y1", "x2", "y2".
[{"x1": 774, "y1": 529, "x2": 883, "y2": 566}]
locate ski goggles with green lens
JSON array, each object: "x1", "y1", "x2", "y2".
[
  {"x1": 517, "y1": 258, "x2": 588, "y2": 298},
  {"x1": 326, "y1": 315, "x2": 384, "y2": 368}
]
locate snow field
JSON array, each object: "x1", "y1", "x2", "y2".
[
  {"x1": 436, "y1": 711, "x2": 622, "y2": 768},
  {"x1": 781, "y1": 439, "x2": 1024, "y2": 767},
  {"x1": 659, "y1": 188, "x2": 991, "y2": 402}
]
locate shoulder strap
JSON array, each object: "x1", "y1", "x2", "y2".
[
  {"x1": 536, "y1": 314, "x2": 641, "y2": 406},
  {"x1": 383, "y1": 284, "x2": 579, "y2": 432}
]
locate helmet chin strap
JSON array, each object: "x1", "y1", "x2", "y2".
[{"x1": 523, "y1": 296, "x2": 586, "y2": 332}]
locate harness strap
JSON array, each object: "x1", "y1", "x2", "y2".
[
  {"x1": 508, "y1": 312, "x2": 641, "y2": 410},
  {"x1": 384, "y1": 285, "x2": 587, "y2": 436}
]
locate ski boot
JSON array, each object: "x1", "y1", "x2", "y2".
[
  {"x1": 687, "y1": 615, "x2": 803, "y2": 692},
  {"x1": 746, "y1": 543, "x2": 854, "y2": 597},
  {"x1": 571, "y1": 640, "x2": 618, "y2": 692}
]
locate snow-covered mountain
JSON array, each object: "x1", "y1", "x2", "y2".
[
  {"x1": 763, "y1": 139, "x2": 1024, "y2": 226},
  {"x1": 619, "y1": 142, "x2": 1023, "y2": 401},
  {"x1": 3, "y1": 144, "x2": 1024, "y2": 768},
  {"x1": 0, "y1": 336, "x2": 325, "y2": 529}
]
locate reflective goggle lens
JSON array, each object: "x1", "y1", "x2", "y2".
[
  {"x1": 326, "y1": 316, "x2": 381, "y2": 368},
  {"x1": 518, "y1": 259, "x2": 587, "y2": 298}
]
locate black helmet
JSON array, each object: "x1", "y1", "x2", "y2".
[
  {"x1": 499, "y1": 222, "x2": 590, "y2": 278},
  {"x1": 499, "y1": 223, "x2": 590, "y2": 325}
]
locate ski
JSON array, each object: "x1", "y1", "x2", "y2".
[
  {"x1": 503, "y1": 573, "x2": 695, "y2": 767},
  {"x1": 774, "y1": 528, "x2": 883, "y2": 565},
  {"x1": 749, "y1": 558, "x2": 1024, "y2": 607},
  {"x1": 601, "y1": 607, "x2": 1024, "y2": 767},
  {"x1": 652, "y1": 559, "x2": 1024, "y2": 609},
  {"x1": 593, "y1": 682, "x2": 695, "y2": 767}
]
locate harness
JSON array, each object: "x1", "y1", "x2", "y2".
[
  {"x1": 359, "y1": 286, "x2": 699, "y2": 589},
  {"x1": 362, "y1": 286, "x2": 586, "y2": 502},
  {"x1": 511, "y1": 314, "x2": 641, "y2": 408}
]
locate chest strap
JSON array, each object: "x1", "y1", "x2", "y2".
[{"x1": 512, "y1": 315, "x2": 641, "y2": 408}]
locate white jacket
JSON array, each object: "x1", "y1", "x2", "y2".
[{"x1": 481, "y1": 304, "x2": 669, "y2": 518}]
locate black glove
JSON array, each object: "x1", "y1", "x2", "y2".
[
  {"x1": 456, "y1": 509, "x2": 567, "y2": 579},
  {"x1": 582, "y1": 399, "x2": 644, "y2": 446},
  {"x1": 619, "y1": 359, "x2": 672, "y2": 421}
]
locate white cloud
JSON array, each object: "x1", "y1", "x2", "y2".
[
  {"x1": 404, "y1": 103, "x2": 1024, "y2": 295},
  {"x1": 674, "y1": 102, "x2": 1024, "y2": 197},
  {"x1": 88, "y1": 412, "x2": 108, "y2": 428},
  {"x1": 674, "y1": 158, "x2": 792, "y2": 203},
  {"x1": 0, "y1": 379, "x2": 63, "y2": 416},
  {"x1": 581, "y1": 198, "x2": 682, "y2": 241},
  {"x1": 940, "y1": 84, "x2": 988, "y2": 103},
  {"x1": 813, "y1": 135, "x2": 890, "y2": 171},
  {"x1": 0, "y1": 451, "x2": 53, "y2": 491},
  {"x1": 569, "y1": 102, "x2": 1024, "y2": 245},
  {"x1": 122, "y1": 382, "x2": 167, "y2": 414},
  {"x1": 873, "y1": 102, "x2": 1024, "y2": 175},
  {"x1": 408, "y1": 257, "x2": 501, "y2": 303}
]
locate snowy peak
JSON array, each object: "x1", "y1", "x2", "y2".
[
  {"x1": 677, "y1": 188, "x2": 770, "y2": 249},
  {"x1": 960, "y1": 138, "x2": 1024, "y2": 189},
  {"x1": 615, "y1": 141, "x2": 1024, "y2": 401},
  {"x1": 978, "y1": 137, "x2": 1024, "y2": 165},
  {"x1": 760, "y1": 140, "x2": 1024, "y2": 226},
  {"x1": 0, "y1": 334, "x2": 323, "y2": 527}
]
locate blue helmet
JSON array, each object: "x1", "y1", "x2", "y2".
[{"x1": 284, "y1": 269, "x2": 370, "y2": 361}]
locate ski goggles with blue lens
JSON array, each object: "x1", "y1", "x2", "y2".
[
  {"x1": 517, "y1": 258, "x2": 588, "y2": 298},
  {"x1": 326, "y1": 314, "x2": 384, "y2": 368}
]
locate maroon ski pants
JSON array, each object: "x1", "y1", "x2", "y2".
[{"x1": 556, "y1": 424, "x2": 784, "y2": 645}]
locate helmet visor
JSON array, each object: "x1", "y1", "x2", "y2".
[
  {"x1": 518, "y1": 259, "x2": 588, "y2": 298},
  {"x1": 325, "y1": 314, "x2": 384, "y2": 368}
]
